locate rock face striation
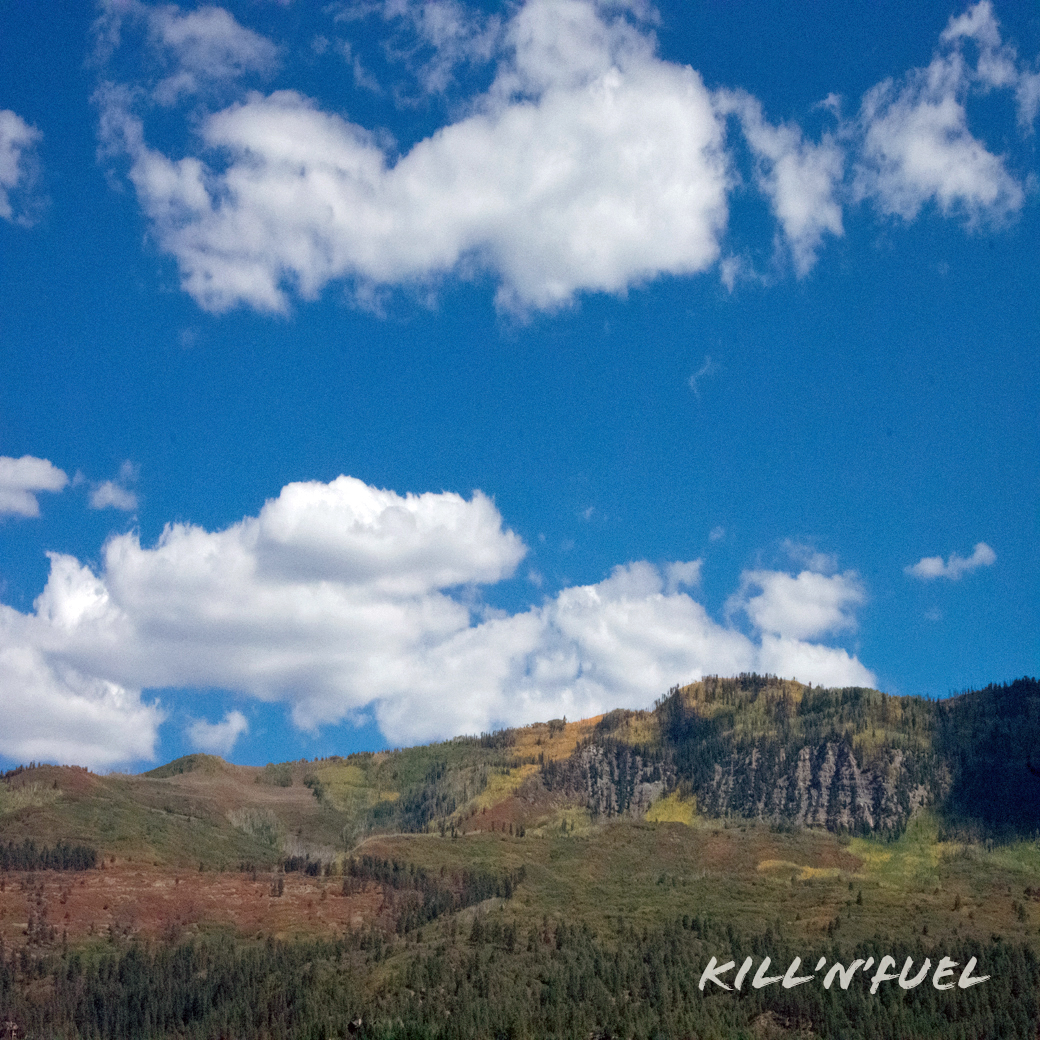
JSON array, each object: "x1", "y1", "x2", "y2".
[
  {"x1": 542, "y1": 736, "x2": 934, "y2": 833},
  {"x1": 696, "y1": 741, "x2": 933, "y2": 832},
  {"x1": 540, "y1": 741, "x2": 673, "y2": 819}
]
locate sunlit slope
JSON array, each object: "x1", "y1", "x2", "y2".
[
  {"x1": 354, "y1": 808, "x2": 1040, "y2": 950},
  {"x1": 0, "y1": 715, "x2": 600, "y2": 868}
]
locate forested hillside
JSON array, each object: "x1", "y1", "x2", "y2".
[{"x1": 3, "y1": 919, "x2": 1038, "y2": 1039}]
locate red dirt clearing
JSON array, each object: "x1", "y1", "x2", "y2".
[{"x1": 0, "y1": 862, "x2": 383, "y2": 948}]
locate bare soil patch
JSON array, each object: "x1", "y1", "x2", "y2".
[{"x1": 0, "y1": 862, "x2": 382, "y2": 948}]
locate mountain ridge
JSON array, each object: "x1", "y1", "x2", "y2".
[{"x1": 3, "y1": 675, "x2": 1038, "y2": 861}]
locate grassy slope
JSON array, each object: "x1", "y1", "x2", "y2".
[{"x1": 356, "y1": 810, "x2": 1040, "y2": 952}]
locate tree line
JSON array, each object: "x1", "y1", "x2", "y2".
[
  {"x1": 342, "y1": 855, "x2": 527, "y2": 934},
  {"x1": 0, "y1": 840, "x2": 97, "y2": 872}
]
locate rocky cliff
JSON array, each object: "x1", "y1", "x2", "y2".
[
  {"x1": 540, "y1": 740, "x2": 673, "y2": 818},
  {"x1": 697, "y1": 740, "x2": 934, "y2": 832}
]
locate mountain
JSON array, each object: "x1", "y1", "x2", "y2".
[{"x1": 1, "y1": 675, "x2": 1039, "y2": 1039}]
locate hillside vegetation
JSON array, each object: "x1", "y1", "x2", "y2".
[
  {"x1": 1, "y1": 676, "x2": 1038, "y2": 1038},
  {"x1": 5, "y1": 676, "x2": 1036, "y2": 865}
]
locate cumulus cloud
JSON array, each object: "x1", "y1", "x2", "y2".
[
  {"x1": 729, "y1": 567, "x2": 866, "y2": 642},
  {"x1": 0, "y1": 631, "x2": 162, "y2": 769},
  {"x1": 88, "y1": 461, "x2": 139, "y2": 512},
  {"x1": 0, "y1": 109, "x2": 43, "y2": 225},
  {"x1": 904, "y1": 541, "x2": 996, "y2": 580},
  {"x1": 91, "y1": 0, "x2": 1040, "y2": 311},
  {"x1": 756, "y1": 634, "x2": 874, "y2": 691},
  {"x1": 187, "y1": 709, "x2": 248, "y2": 755},
  {"x1": 854, "y1": 1, "x2": 1029, "y2": 223},
  {"x1": 375, "y1": 559, "x2": 758, "y2": 746},
  {"x1": 95, "y1": 0, "x2": 729, "y2": 313},
  {"x1": 0, "y1": 455, "x2": 68, "y2": 517},
  {"x1": 717, "y1": 91, "x2": 844, "y2": 275},
  {"x1": 0, "y1": 473, "x2": 877, "y2": 763},
  {"x1": 90, "y1": 482, "x2": 138, "y2": 511},
  {"x1": 725, "y1": 563, "x2": 875, "y2": 689},
  {"x1": 253, "y1": 476, "x2": 526, "y2": 591}
]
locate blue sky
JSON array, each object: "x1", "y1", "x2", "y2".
[{"x1": 0, "y1": 0, "x2": 1037, "y2": 771}]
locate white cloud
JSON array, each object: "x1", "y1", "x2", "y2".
[
  {"x1": 90, "y1": 482, "x2": 138, "y2": 511},
  {"x1": 88, "y1": 461, "x2": 139, "y2": 512},
  {"x1": 730, "y1": 567, "x2": 866, "y2": 642},
  {"x1": 1018, "y1": 68, "x2": 1040, "y2": 128},
  {"x1": 664, "y1": 559, "x2": 701, "y2": 593},
  {"x1": 717, "y1": 90, "x2": 844, "y2": 275},
  {"x1": 904, "y1": 541, "x2": 996, "y2": 580},
  {"x1": 333, "y1": 0, "x2": 503, "y2": 96},
  {"x1": 0, "y1": 109, "x2": 43, "y2": 225},
  {"x1": 756, "y1": 634, "x2": 875, "y2": 690},
  {"x1": 941, "y1": 0, "x2": 1018, "y2": 89},
  {"x1": 725, "y1": 564, "x2": 875, "y2": 689},
  {"x1": 92, "y1": 0, "x2": 1040, "y2": 312},
  {"x1": 781, "y1": 538, "x2": 838, "y2": 575},
  {"x1": 149, "y1": 4, "x2": 279, "y2": 105},
  {"x1": 854, "y1": 2, "x2": 1028, "y2": 223},
  {"x1": 0, "y1": 455, "x2": 68, "y2": 517},
  {"x1": 0, "y1": 474, "x2": 877, "y2": 762},
  {"x1": 0, "y1": 628, "x2": 162, "y2": 770},
  {"x1": 95, "y1": 0, "x2": 729, "y2": 313},
  {"x1": 252, "y1": 476, "x2": 526, "y2": 592},
  {"x1": 95, "y1": 1, "x2": 278, "y2": 106},
  {"x1": 187, "y1": 709, "x2": 248, "y2": 755},
  {"x1": 337, "y1": 40, "x2": 383, "y2": 94},
  {"x1": 375, "y1": 559, "x2": 759, "y2": 745}
]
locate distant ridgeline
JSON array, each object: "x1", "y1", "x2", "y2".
[{"x1": 540, "y1": 675, "x2": 1040, "y2": 839}]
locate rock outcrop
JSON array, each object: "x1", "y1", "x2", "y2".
[
  {"x1": 698, "y1": 740, "x2": 934, "y2": 832},
  {"x1": 541, "y1": 741, "x2": 673, "y2": 819},
  {"x1": 543, "y1": 735, "x2": 938, "y2": 834}
]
